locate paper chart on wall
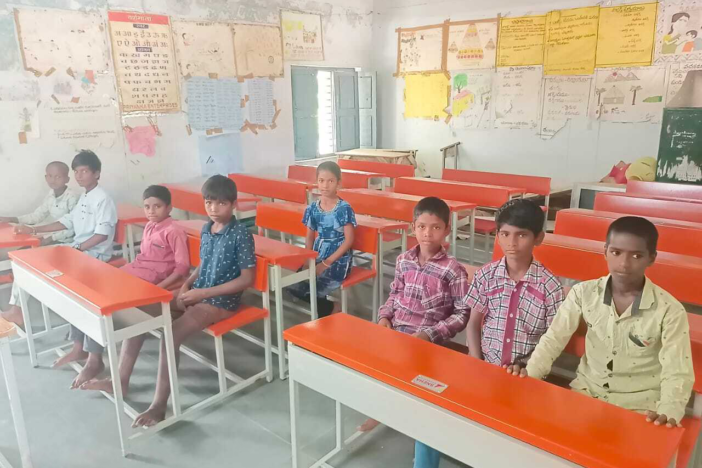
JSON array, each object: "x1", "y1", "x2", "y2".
[
  {"x1": 446, "y1": 20, "x2": 498, "y2": 70},
  {"x1": 589, "y1": 67, "x2": 666, "y2": 123},
  {"x1": 666, "y1": 61, "x2": 702, "y2": 106},
  {"x1": 108, "y1": 11, "x2": 181, "y2": 113},
  {"x1": 186, "y1": 77, "x2": 242, "y2": 131},
  {"x1": 232, "y1": 24, "x2": 284, "y2": 78},
  {"x1": 493, "y1": 66, "x2": 542, "y2": 129},
  {"x1": 281, "y1": 11, "x2": 324, "y2": 62},
  {"x1": 496, "y1": 15, "x2": 546, "y2": 67},
  {"x1": 448, "y1": 70, "x2": 492, "y2": 129},
  {"x1": 544, "y1": 6, "x2": 600, "y2": 75},
  {"x1": 655, "y1": 1, "x2": 702, "y2": 63},
  {"x1": 596, "y1": 3, "x2": 658, "y2": 68},
  {"x1": 397, "y1": 25, "x2": 445, "y2": 74},
  {"x1": 539, "y1": 76, "x2": 591, "y2": 139},
  {"x1": 404, "y1": 73, "x2": 450, "y2": 119},
  {"x1": 198, "y1": 133, "x2": 243, "y2": 177},
  {"x1": 14, "y1": 8, "x2": 110, "y2": 75},
  {"x1": 43, "y1": 100, "x2": 118, "y2": 149},
  {"x1": 172, "y1": 20, "x2": 237, "y2": 78},
  {"x1": 247, "y1": 78, "x2": 276, "y2": 126}
]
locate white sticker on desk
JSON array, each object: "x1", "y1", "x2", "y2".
[
  {"x1": 46, "y1": 270, "x2": 63, "y2": 278},
  {"x1": 411, "y1": 375, "x2": 448, "y2": 393}
]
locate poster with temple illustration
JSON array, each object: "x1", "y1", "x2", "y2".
[
  {"x1": 656, "y1": 1, "x2": 702, "y2": 63},
  {"x1": 446, "y1": 19, "x2": 498, "y2": 70}
]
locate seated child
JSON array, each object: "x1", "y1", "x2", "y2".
[
  {"x1": 289, "y1": 161, "x2": 356, "y2": 317},
  {"x1": 365, "y1": 197, "x2": 469, "y2": 440},
  {"x1": 81, "y1": 185, "x2": 190, "y2": 394},
  {"x1": 133, "y1": 175, "x2": 256, "y2": 428},
  {"x1": 510, "y1": 217, "x2": 694, "y2": 429},
  {"x1": 1, "y1": 161, "x2": 79, "y2": 324},
  {"x1": 415, "y1": 199, "x2": 563, "y2": 468},
  {"x1": 13, "y1": 150, "x2": 117, "y2": 388}
]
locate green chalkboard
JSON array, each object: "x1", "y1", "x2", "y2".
[{"x1": 656, "y1": 108, "x2": 702, "y2": 184}]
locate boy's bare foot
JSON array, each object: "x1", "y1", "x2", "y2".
[
  {"x1": 52, "y1": 346, "x2": 88, "y2": 369},
  {"x1": 0, "y1": 306, "x2": 24, "y2": 329},
  {"x1": 70, "y1": 358, "x2": 105, "y2": 389},
  {"x1": 358, "y1": 418, "x2": 380, "y2": 432},
  {"x1": 80, "y1": 377, "x2": 126, "y2": 396},
  {"x1": 133, "y1": 405, "x2": 166, "y2": 428}
]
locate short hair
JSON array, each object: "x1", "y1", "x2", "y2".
[
  {"x1": 46, "y1": 161, "x2": 69, "y2": 176},
  {"x1": 201, "y1": 175, "x2": 237, "y2": 202},
  {"x1": 413, "y1": 197, "x2": 450, "y2": 226},
  {"x1": 143, "y1": 185, "x2": 172, "y2": 205},
  {"x1": 316, "y1": 161, "x2": 342, "y2": 180},
  {"x1": 606, "y1": 216, "x2": 658, "y2": 254},
  {"x1": 495, "y1": 199, "x2": 545, "y2": 236},
  {"x1": 71, "y1": 150, "x2": 101, "y2": 173},
  {"x1": 688, "y1": 30, "x2": 698, "y2": 37}
]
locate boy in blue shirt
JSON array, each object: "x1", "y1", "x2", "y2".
[{"x1": 133, "y1": 175, "x2": 256, "y2": 428}]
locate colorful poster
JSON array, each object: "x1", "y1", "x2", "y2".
[
  {"x1": 544, "y1": 6, "x2": 600, "y2": 75},
  {"x1": 590, "y1": 67, "x2": 666, "y2": 123},
  {"x1": 172, "y1": 20, "x2": 237, "y2": 78},
  {"x1": 198, "y1": 133, "x2": 243, "y2": 176},
  {"x1": 281, "y1": 11, "x2": 324, "y2": 62},
  {"x1": 397, "y1": 25, "x2": 445, "y2": 74},
  {"x1": 449, "y1": 70, "x2": 492, "y2": 129},
  {"x1": 496, "y1": 15, "x2": 546, "y2": 67},
  {"x1": 446, "y1": 20, "x2": 498, "y2": 70},
  {"x1": 232, "y1": 24, "x2": 284, "y2": 77},
  {"x1": 493, "y1": 66, "x2": 542, "y2": 129},
  {"x1": 404, "y1": 73, "x2": 449, "y2": 119},
  {"x1": 655, "y1": 1, "x2": 702, "y2": 63},
  {"x1": 186, "y1": 77, "x2": 242, "y2": 131},
  {"x1": 666, "y1": 61, "x2": 702, "y2": 106},
  {"x1": 596, "y1": 3, "x2": 658, "y2": 68},
  {"x1": 108, "y1": 11, "x2": 181, "y2": 113},
  {"x1": 14, "y1": 8, "x2": 110, "y2": 75},
  {"x1": 540, "y1": 76, "x2": 591, "y2": 139}
]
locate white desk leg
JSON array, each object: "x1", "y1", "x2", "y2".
[
  {"x1": 121, "y1": 241, "x2": 129, "y2": 261},
  {"x1": 274, "y1": 265, "x2": 286, "y2": 380},
  {"x1": 127, "y1": 225, "x2": 136, "y2": 262},
  {"x1": 161, "y1": 302, "x2": 181, "y2": 417},
  {"x1": 378, "y1": 235, "x2": 385, "y2": 309},
  {"x1": 104, "y1": 316, "x2": 130, "y2": 457},
  {"x1": 450, "y1": 212, "x2": 458, "y2": 258},
  {"x1": 335, "y1": 401, "x2": 345, "y2": 451},
  {"x1": 308, "y1": 259, "x2": 318, "y2": 321},
  {"x1": 0, "y1": 336, "x2": 34, "y2": 468},
  {"x1": 40, "y1": 303, "x2": 51, "y2": 333},
  {"x1": 289, "y1": 367, "x2": 301, "y2": 468},
  {"x1": 469, "y1": 210, "x2": 476, "y2": 264},
  {"x1": 17, "y1": 289, "x2": 37, "y2": 368}
]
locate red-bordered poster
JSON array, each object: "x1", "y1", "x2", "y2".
[{"x1": 108, "y1": 11, "x2": 181, "y2": 113}]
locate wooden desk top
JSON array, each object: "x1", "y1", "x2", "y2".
[
  {"x1": 0, "y1": 225, "x2": 41, "y2": 249},
  {"x1": 9, "y1": 246, "x2": 172, "y2": 315},
  {"x1": 284, "y1": 314, "x2": 683, "y2": 468},
  {"x1": 0, "y1": 316, "x2": 17, "y2": 339},
  {"x1": 270, "y1": 201, "x2": 409, "y2": 233},
  {"x1": 341, "y1": 188, "x2": 476, "y2": 212}
]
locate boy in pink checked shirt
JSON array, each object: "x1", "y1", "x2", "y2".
[{"x1": 81, "y1": 185, "x2": 190, "y2": 394}]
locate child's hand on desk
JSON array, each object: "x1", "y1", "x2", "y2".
[
  {"x1": 646, "y1": 411, "x2": 681, "y2": 428},
  {"x1": 179, "y1": 288, "x2": 206, "y2": 307},
  {"x1": 378, "y1": 318, "x2": 392, "y2": 329},
  {"x1": 13, "y1": 225, "x2": 32, "y2": 235},
  {"x1": 413, "y1": 331, "x2": 431, "y2": 342},
  {"x1": 504, "y1": 363, "x2": 528, "y2": 378}
]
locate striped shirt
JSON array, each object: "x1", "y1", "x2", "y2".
[
  {"x1": 466, "y1": 258, "x2": 564, "y2": 366},
  {"x1": 378, "y1": 245, "x2": 470, "y2": 343}
]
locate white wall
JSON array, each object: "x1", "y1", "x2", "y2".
[
  {"x1": 372, "y1": 0, "x2": 662, "y2": 190},
  {"x1": 0, "y1": 0, "x2": 374, "y2": 215}
]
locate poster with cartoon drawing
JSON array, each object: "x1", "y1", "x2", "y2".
[
  {"x1": 589, "y1": 67, "x2": 666, "y2": 123},
  {"x1": 656, "y1": 1, "x2": 702, "y2": 63},
  {"x1": 172, "y1": 20, "x2": 237, "y2": 78},
  {"x1": 446, "y1": 19, "x2": 498, "y2": 70},
  {"x1": 396, "y1": 25, "x2": 444, "y2": 74},
  {"x1": 449, "y1": 70, "x2": 492, "y2": 129}
]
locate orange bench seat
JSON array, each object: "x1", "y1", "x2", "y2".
[{"x1": 206, "y1": 305, "x2": 269, "y2": 337}]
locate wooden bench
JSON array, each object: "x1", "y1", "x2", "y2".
[
  {"x1": 228, "y1": 174, "x2": 310, "y2": 204},
  {"x1": 627, "y1": 180, "x2": 702, "y2": 200},
  {"x1": 594, "y1": 193, "x2": 702, "y2": 223}
]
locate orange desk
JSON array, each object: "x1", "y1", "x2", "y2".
[
  {"x1": 337, "y1": 159, "x2": 415, "y2": 184},
  {"x1": 594, "y1": 193, "x2": 702, "y2": 223},
  {"x1": 162, "y1": 182, "x2": 260, "y2": 219},
  {"x1": 627, "y1": 180, "x2": 702, "y2": 200},
  {"x1": 394, "y1": 177, "x2": 525, "y2": 208},
  {"x1": 287, "y1": 165, "x2": 387, "y2": 190},
  {"x1": 9, "y1": 246, "x2": 179, "y2": 455},
  {"x1": 0, "y1": 224, "x2": 40, "y2": 272},
  {"x1": 285, "y1": 314, "x2": 682, "y2": 468},
  {"x1": 443, "y1": 168, "x2": 551, "y2": 209},
  {"x1": 228, "y1": 174, "x2": 309, "y2": 204},
  {"x1": 116, "y1": 203, "x2": 148, "y2": 262}
]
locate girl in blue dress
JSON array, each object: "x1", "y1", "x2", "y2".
[{"x1": 290, "y1": 161, "x2": 356, "y2": 317}]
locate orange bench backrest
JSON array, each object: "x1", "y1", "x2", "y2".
[
  {"x1": 627, "y1": 180, "x2": 702, "y2": 200},
  {"x1": 338, "y1": 159, "x2": 415, "y2": 179},
  {"x1": 594, "y1": 193, "x2": 702, "y2": 223},
  {"x1": 229, "y1": 174, "x2": 308, "y2": 204},
  {"x1": 255, "y1": 202, "x2": 308, "y2": 237},
  {"x1": 395, "y1": 177, "x2": 511, "y2": 208},
  {"x1": 287, "y1": 165, "x2": 316, "y2": 183},
  {"x1": 443, "y1": 169, "x2": 551, "y2": 197},
  {"x1": 351, "y1": 224, "x2": 379, "y2": 257},
  {"x1": 339, "y1": 190, "x2": 415, "y2": 222}
]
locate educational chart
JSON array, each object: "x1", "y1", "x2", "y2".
[
  {"x1": 198, "y1": 132, "x2": 243, "y2": 177},
  {"x1": 186, "y1": 77, "x2": 242, "y2": 131},
  {"x1": 281, "y1": 11, "x2": 324, "y2": 62},
  {"x1": 247, "y1": 78, "x2": 276, "y2": 126},
  {"x1": 596, "y1": 3, "x2": 658, "y2": 68},
  {"x1": 108, "y1": 11, "x2": 181, "y2": 113},
  {"x1": 656, "y1": 1, "x2": 702, "y2": 63},
  {"x1": 496, "y1": 15, "x2": 546, "y2": 67},
  {"x1": 540, "y1": 76, "x2": 591, "y2": 139},
  {"x1": 232, "y1": 23, "x2": 284, "y2": 77},
  {"x1": 43, "y1": 100, "x2": 118, "y2": 149},
  {"x1": 656, "y1": 108, "x2": 702, "y2": 184},
  {"x1": 449, "y1": 70, "x2": 493, "y2": 129},
  {"x1": 397, "y1": 25, "x2": 445, "y2": 74},
  {"x1": 404, "y1": 73, "x2": 450, "y2": 119},
  {"x1": 666, "y1": 61, "x2": 702, "y2": 106},
  {"x1": 544, "y1": 6, "x2": 600, "y2": 75},
  {"x1": 14, "y1": 8, "x2": 110, "y2": 75},
  {"x1": 446, "y1": 19, "x2": 498, "y2": 70},
  {"x1": 172, "y1": 20, "x2": 237, "y2": 78},
  {"x1": 493, "y1": 66, "x2": 542, "y2": 129},
  {"x1": 590, "y1": 67, "x2": 666, "y2": 123}
]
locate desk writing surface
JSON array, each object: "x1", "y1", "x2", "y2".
[
  {"x1": 9, "y1": 246, "x2": 172, "y2": 315},
  {"x1": 340, "y1": 189, "x2": 476, "y2": 212},
  {"x1": 116, "y1": 204, "x2": 148, "y2": 224},
  {"x1": 252, "y1": 234, "x2": 317, "y2": 264},
  {"x1": 0, "y1": 226, "x2": 40, "y2": 249},
  {"x1": 284, "y1": 314, "x2": 682, "y2": 468},
  {"x1": 270, "y1": 201, "x2": 409, "y2": 232},
  {"x1": 338, "y1": 149, "x2": 412, "y2": 158}
]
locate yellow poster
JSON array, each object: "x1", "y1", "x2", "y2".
[
  {"x1": 596, "y1": 3, "x2": 658, "y2": 68},
  {"x1": 404, "y1": 74, "x2": 449, "y2": 119},
  {"x1": 496, "y1": 15, "x2": 546, "y2": 67},
  {"x1": 544, "y1": 6, "x2": 600, "y2": 75}
]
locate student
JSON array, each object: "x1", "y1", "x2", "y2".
[
  {"x1": 133, "y1": 175, "x2": 256, "y2": 428},
  {"x1": 0, "y1": 161, "x2": 79, "y2": 325},
  {"x1": 81, "y1": 185, "x2": 190, "y2": 394},
  {"x1": 365, "y1": 197, "x2": 469, "y2": 446},
  {"x1": 14, "y1": 150, "x2": 117, "y2": 388},
  {"x1": 289, "y1": 161, "x2": 356, "y2": 317},
  {"x1": 508, "y1": 217, "x2": 694, "y2": 429}
]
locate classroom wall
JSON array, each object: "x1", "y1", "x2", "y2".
[
  {"x1": 372, "y1": 0, "x2": 662, "y2": 191},
  {"x1": 0, "y1": 0, "x2": 373, "y2": 215}
]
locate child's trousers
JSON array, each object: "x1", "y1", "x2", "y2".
[{"x1": 413, "y1": 439, "x2": 441, "y2": 468}]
